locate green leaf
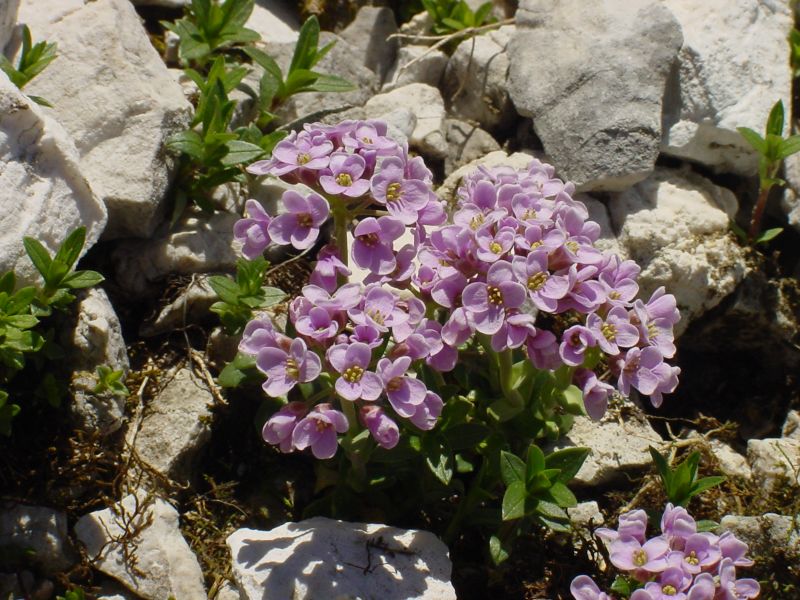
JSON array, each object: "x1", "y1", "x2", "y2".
[
  {"x1": 696, "y1": 519, "x2": 719, "y2": 533},
  {"x1": 243, "y1": 47, "x2": 283, "y2": 80},
  {"x1": 525, "y1": 444, "x2": 546, "y2": 482},
  {"x1": 422, "y1": 435, "x2": 453, "y2": 485},
  {"x1": 0, "y1": 272, "x2": 15, "y2": 294},
  {"x1": 489, "y1": 535, "x2": 510, "y2": 566},
  {"x1": 755, "y1": 227, "x2": 783, "y2": 244},
  {"x1": 737, "y1": 127, "x2": 766, "y2": 154},
  {"x1": 649, "y1": 446, "x2": 672, "y2": 489},
  {"x1": 442, "y1": 422, "x2": 489, "y2": 451},
  {"x1": 259, "y1": 286, "x2": 286, "y2": 307},
  {"x1": 474, "y1": 2, "x2": 494, "y2": 26},
  {"x1": 691, "y1": 475, "x2": 726, "y2": 496},
  {"x1": 167, "y1": 129, "x2": 206, "y2": 160},
  {"x1": 221, "y1": 0, "x2": 255, "y2": 29},
  {"x1": 535, "y1": 499, "x2": 569, "y2": 521},
  {"x1": 53, "y1": 227, "x2": 86, "y2": 273},
  {"x1": 218, "y1": 353, "x2": 257, "y2": 388},
  {"x1": 28, "y1": 95, "x2": 53, "y2": 107},
  {"x1": 610, "y1": 576, "x2": 633, "y2": 597},
  {"x1": 290, "y1": 16, "x2": 320, "y2": 74},
  {"x1": 778, "y1": 135, "x2": 800, "y2": 160},
  {"x1": 62, "y1": 270, "x2": 104, "y2": 289},
  {"x1": 729, "y1": 219, "x2": 749, "y2": 244},
  {"x1": 4, "y1": 315, "x2": 38, "y2": 329},
  {"x1": 220, "y1": 140, "x2": 266, "y2": 166},
  {"x1": 500, "y1": 451, "x2": 526, "y2": 486},
  {"x1": 502, "y1": 480, "x2": 526, "y2": 521},
  {"x1": 545, "y1": 447, "x2": 590, "y2": 483},
  {"x1": 766, "y1": 100, "x2": 785, "y2": 137},
  {"x1": 547, "y1": 481, "x2": 577, "y2": 508},
  {"x1": 208, "y1": 275, "x2": 240, "y2": 304},
  {"x1": 441, "y1": 17, "x2": 466, "y2": 31},
  {"x1": 22, "y1": 237, "x2": 53, "y2": 280},
  {"x1": 303, "y1": 73, "x2": 356, "y2": 93}
]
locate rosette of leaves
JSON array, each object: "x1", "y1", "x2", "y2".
[
  {"x1": 421, "y1": 0, "x2": 495, "y2": 35},
  {"x1": 0, "y1": 25, "x2": 57, "y2": 106}
]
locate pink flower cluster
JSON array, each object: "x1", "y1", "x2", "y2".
[
  {"x1": 571, "y1": 504, "x2": 760, "y2": 600},
  {"x1": 234, "y1": 119, "x2": 682, "y2": 459}
]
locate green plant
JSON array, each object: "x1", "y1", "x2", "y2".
[
  {"x1": 56, "y1": 587, "x2": 86, "y2": 600},
  {"x1": 736, "y1": 100, "x2": 800, "y2": 244},
  {"x1": 0, "y1": 24, "x2": 57, "y2": 106},
  {"x1": 163, "y1": 0, "x2": 260, "y2": 68},
  {"x1": 649, "y1": 446, "x2": 725, "y2": 507},
  {"x1": 790, "y1": 28, "x2": 800, "y2": 78},
  {"x1": 421, "y1": 0, "x2": 495, "y2": 35},
  {"x1": 208, "y1": 256, "x2": 285, "y2": 335},
  {"x1": 92, "y1": 365, "x2": 129, "y2": 397}
]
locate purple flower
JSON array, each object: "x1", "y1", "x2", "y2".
[
  {"x1": 303, "y1": 283, "x2": 362, "y2": 312},
  {"x1": 408, "y1": 390, "x2": 443, "y2": 430},
  {"x1": 309, "y1": 245, "x2": 351, "y2": 293},
  {"x1": 349, "y1": 323, "x2": 384, "y2": 348},
  {"x1": 234, "y1": 199, "x2": 272, "y2": 259},
  {"x1": 360, "y1": 405, "x2": 399, "y2": 449},
  {"x1": 570, "y1": 575, "x2": 613, "y2": 600},
  {"x1": 348, "y1": 286, "x2": 409, "y2": 332},
  {"x1": 660, "y1": 503, "x2": 697, "y2": 545},
  {"x1": 256, "y1": 338, "x2": 322, "y2": 397},
  {"x1": 718, "y1": 531, "x2": 754, "y2": 567},
  {"x1": 610, "y1": 536, "x2": 670, "y2": 573},
  {"x1": 371, "y1": 157, "x2": 431, "y2": 224},
  {"x1": 512, "y1": 250, "x2": 570, "y2": 313},
  {"x1": 475, "y1": 225, "x2": 515, "y2": 263},
  {"x1": 559, "y1": 325, "x2": 597, "y2": 367},
  {"x1": 327, "y1": 342, "x2": 382, "y2": 401},
  {"x1": 352, "y1": 217, "x2": 405, "y2": 275},
  {"x1": 239, "y1": 318, "x2": 290, "y2": 355},
  {"x1": 587, "y1": 306, "x2": 640, "y2": 356},
  {"x1": 526, "y1": 329, "x2": 560, "y2": 370},
  {"x1": 365, "y1": 243, "x2": 416, "y2": 286},
  {"x1": 294, "y1": 307, "x2": 340, "y2": 343},
  {"x1": 462, "y1": 262, "x2": 527, "y2": 335},
  {"x1": 320, "y1": 152, "x2": 371, "y2": 197},
  {"x1": 264, "y1": 133, "x2": 333, "y2": 175},
  {"x1": 678, "y1": 534, "x2": 721, "y2": 574},
  {"x1": 597, "y1": 509, "x2": 648, "y2": 545},
  {"x1": 491, "y1": 310, "x2": 535, "y2": 352},
  {"x1": 685, "y1": 574, "x2": 716, "y2": 600},
  {"x1": 631, "y1": 287, "x2": 680, "y2": 359},
  {"x1": 268, "y1": 190, "x2": 329, "y2": 250},
  {"x1": 574, "y1": 369, "x2": 614, "y2": 420},
  {"x1": 717, "y1": 558, "x2": 760, "y2": 600},
  {"x1": 598, "y1": 254, "x2": 640, "y2": 307},
  {"x1": 376, "y1": 356, "x2": 427, "y2": 417},
  {"x1": 262, "y1": 401, "x2": 307, "y2": 453},
  {"x1": 291, "y1": 403, "x2": 349, "y2": 459}
]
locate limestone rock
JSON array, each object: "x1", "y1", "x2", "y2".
[
  {"x1": 783, "y1": 410, "x2": 800, "y2": 440},
  {"x1": 340, "y1": 6, "x2": 398, "y2": 83},
  {"x1": 0, "y1": 0, "x2": 19, "y2": 52},
  {"x1": 227, "y1": 517, "x2": 456, "y2": 600},
  {"x1": 0, "y1": 72, "x2": 106, "y2": 286},
  {"x1": 67, "y1": 288, "x2": 130, "y2": 436},
  {"x1": 609, "y1": 168, "x2": 747, "y2": 334},
  {"x1": 0, "y1": 503, "x2": 75, "y2": 574},
  {"x1": 383, "y1": 44, "x2": 448, "y2": 91},
  {"x1": 364, "y1": 83, "x2": 447, "y2": 158},
  {"x1": 128, "y1": 366, "x2": 214, "y2": 483},
  {"x1": 720, "y1": 514, "x2": 800, "y2": 565},
  {"x1": 247, "y1": 0, "x2": 299, "y2": 44},
  {"x1": 780, "y1": 152, "x2": 800, "y2": 234},
  {"x1": 547, "y1": 402, "x2": 663, "y2": 486},
  {"x1": 567, "y1": 501, "x2": 605, "y2": 529},
  {"x1": 74, "y1": 494, "x2": 206, "y2": 600},
  {"x1": 747, "y1": 437, "x2": 800, "y2": 494},
  {"x1": 444, "y1": 119, "x2": 501, "y2": 176},
  {"x1": 443, "y1": 27, "x2": 513, "y2": 129},
  {"x1": 111, "y1": 208, "x2": 239, "y2": 297},
  {"x1": 140, "y1": 275, "x2": 217, "y2": 337},
  {"x1": 508, "y1": 0, "x2": 682, "y2": 191},
  {"x1": 16, "y1": 0, "x2": 192, "y2": 239},
  {"x1": 661, "y1": 0, "x2": 793, "y2": 174}
]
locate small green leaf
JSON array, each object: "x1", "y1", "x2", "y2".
[
  {"x1": 691, "y1": 475, "x2": 726, "y2": 496},
  {"x1": 545, "y1": 447, "x2": 590, "y2": 483},
  {"x1": 62, "y1": 270, "x2": 104, "y2": 289},
  {"x1": 28, "y1": 95, "x2": 53, "y2": 107},
  {"x1": 500, "y1": 451, "x2": 526, "y2": 486},
  {"x1": 696, "y1": 519, "x2": 719, "y2": 533},
  {"x1": 53, "y1": 226, "x2": 86, "y2": 272},
  {"x1": 22, "y1": 237, "x2": 53, "y2": 280},
  {"x1": 489, "y1": 535, "x2": 510, "y2": 565},
  {"x1": 547, "y1": 481, "x2": 578, "y2": 508},
  {"x1": 766, "y1": 100, "x2": 785, "y2": 137},
  {"x1": 303, "y1": 73, "x2": 356, "y2": 93},
  {"x1": 259, "y1": 286, "x2": 286, "y2": 307},
  {"x1": 220, "y1": 140, "x2": 266, "y2": 166},
  {"x1": 525, "y1": 444, "x2": 546, "y2": 482},
  {"x1": 244, "y1": 46, "x2": 283, "y2": 80},
  {"x1": 729, "y1": 219, "x2": 748, "y2": 244},
  {"x1": 755, "y1": 227, "x2": 783, "y2": 244},
  {"x1": 535, "y1": 499, "x2": 569, "y2": 521},
  {"x1": 778, "y1": 135, "x2": 800, "y2": 160},
  {"x1": 502, "y1": 480, "x2": 526, "y2": 521},
  {"x1": 422, "y1": 435, "x2": 453, "y2": 485},
  {"x1": 208, "y1": 275, "x2": 241, "y2": 304},
  {"x1": 290, "y1": 16, "x2": 320, "y2": 74},
  {"x1": 610, "y1": 576, "x2": 633, "y2": 597},
  {"x1": 737, "y1": 127, "x2": 766, "y2": 154},
  {"x1": 167, "y1": 130, "x2": 206, "y2": 160}
]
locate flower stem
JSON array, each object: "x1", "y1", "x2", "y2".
[
  {"x1": 748, "y1": 183, "x2": 773, "y2": 242},
  {"x1": 498, "y1": 349, "x2": 523, "y2": 407},
  {"x1": 332, "y1": 205, "x2": 349, "y2": 269}
]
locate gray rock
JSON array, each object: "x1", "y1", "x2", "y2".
[
  {"x1": 128, "y1": 365, "x2": 214, "y2": 483},
  {"x1": 609, "y1": 168, "x2": 747, "y2": 335},
  {"x1": 365, "y1": 83, "x2": 447, "y2": 158},
  {"x1": 140, "y1": 275, "x2": 217, "y2": 337},
  {"x1": 383, "y1": 44, "x2": 448, "y2": 91},
  {"x1": 111, "y1": 208, "x2": 239, "y2": 297},
  {"x1": 247, "y1": 0, "x2": 299, "y2": 44},
  {"x1": 507, "y1": 0, "x2": 682, "y2": 191},
  {"x1": 781, "y1": 152, "x2": 800, "y2": 234},
  {"x1": 0, "y1": 0, "x2": 19, "y2": 52},
  {"x1": 444, "y1": 118, "x2": 501, "y2": 176},
  {"x1": 442, "y1": 27, "x2": 513, "y2": 129},
  {"x1": 720, "y1": 514, "x2": 800, "y2": 565},
  {"x1": 661, "y1": 0, "x2": 793, "y2": 174},
  {"x1": 567, "y1": 501, "x2": 605, "y2": 529},
  {"x1": 747, "y1": 437, "x2": 800, "y2": 495},
  {"x1": 15, "y1": 0, "x2": 192, "y2": 239},
  {"x1": 0, "y1": 503, "x2": 76, "y2": 574},
  {"x1": 215, "y1": 581, "x2": 241, "y2": 600},
  {"x1": 398, "y1": 11, "x2": 433, "y2": 42},
  {"x1": 783, "y1": 410, "x2": 800, "y2": 440},
  {"x1": 340, "y1": 6, "x2": 398, "y2": 83},
  {"x1": 685, "y1": 432, "x2": 752, "y2": 480},
  {"x1": 74, "y1": 494, "x2": 206, "y2": 600},
  {"x1": 547, "y1": 401, "x2": 663, "y2": 486},
  {"x1": 227, "y1": 517, "x2": 456, "y2": 600},
  {"x1": 0, "y1": 72, "x2": 107, "y2": 286}
]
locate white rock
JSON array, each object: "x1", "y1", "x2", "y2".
[
  {"x1": 399, "y1": 11, "x2": 433, "y2": 41},
  {"x1": 111, "y1": 208, "x2": 239, "y2": 296},
  {"x1": 444, "y1": 119, "x2": 501, "y2": 176},
  {"x1": 129, "y1": 0, "x2": 188, "y2": 7},
  {"x1": 747, "y1": 437, "x2": 800, "y2": 494},
  {"x1": 720, "y1": 513, "x2": 800, "y2": 564},
  {"x1": 215, "y1": 581, "x2": 241, "y2": 600},
  {"x1": 609, "y1": 168, "x2": 748, "y2": 335},
  {"x1": 0, "y1": 72, "x2": 107, "y2": 285},
  {"x1": 686, "y1": 432, "x2": 752, "y2": 480},
  {"x1": 661, "y1": 0, "x2": 793, "y2": 174},
  {"x1": 364, "y1": 83, "x2": 447, "y2": 158},
  {"x1": 567, "y1": 501, "x2": 604, "y2": 529},
  {"x1": 75, "y1": 494, "x2": 206, "y2": 600},
  {"x1": 0, "y1": 0, "x2": 19, "y2": 52},
  {"x1": 128, "y1": 366, "x2": 213, "y2": 483},
  {"x1": 246, "y1": 0, "x2": 299, "y2": 44},
  {"x1": 227, "y1": 517, "x2": 456, "y2": 600},
  {"x1": 0, "y1": 504, "x2": 75, "y2": 574},
  {"x1": 16, "y1": 0, "x2": 193, "y2": 239},
  {"x1": 783, "y1": 409, "x2": 800, "y2": 440},
  {"x1": 383, "y1": 44, "x2": 448, "y2": 91},
  {"x1": 340, "y1": 6, "x2": 399, "y2": 83},
  {"x1": 508, "y1": 0, "x2": 682, "y2": 191},
  {"x1": 442, "y1": 28, "x2": 513, "y2": 129},
  {"x1": 547, "y1": 402, "x2": 663, "y2": 486},
  {"x1": 140, "y1": 275, "x2": 218, "y2": 337},
  {"x1": 67, "y1": 288, "x2": 130, "y2": 436},
  {"x1": 780, "y1": 152, "x2": 800, "y2": 234}
]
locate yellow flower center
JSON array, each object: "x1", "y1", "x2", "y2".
[
  {"x1": 315, "y1": 418, "x2": 329, "y2": 432},
  {"x1": 297, "y1": 152, "x2": 311, "y2": 165},
  {"x1": 487, "y1": 286, "x2": 503, "y2": 305},
  {"x1": 523, "y1": 209, "x2": 537, "y2": 220},
  {"x1": 530, "y1": 240, "x2": 543, "y2": 250},
  {"x1": 343, "y1": 365, "x2": 364, "y2": 383},
  {"x1": 336, "y1": 173, "x2": 353, "y2": 187},
  {"x1": 609, "y1": 290, "x2": 621, "y2": 300},
  {"x1": 528, "y1": 272, "x2": 548, "y2": 291},
  {"x1": 489, "y1": 242, "x2": 503, "y2": 254},
  {"x1": 647, "y1": 321, "x2": 658, "y2": 339},
  {"x1": 386, "y1": 182, "x2": 402, "y2": 201},
  {"x1": 663, "y1": 585, "x2": 677, "y2": 596},
  {"x1": 387, "y1": 377, "x2": 403, "y2": 392},
  {"x1": 685, "y1": 551, "x2": 699, "y2": 566},
  {"x1": 362, "y1": 136, "x2": 373, "y2": 144},
  {"x1": 359, "y1": 232, "x2": 379, "y2": 247},
  {"x1": 601, "y1": 323, "x2": 617, "y2": 341},
  {"x1": 470, "y1": 214, "x2": 484, "y2": 230},
  {"x1": 632, "y1": 549, "x2": 647, "y2": 567},
  {"x1": 286, "y1": 358, "x2": 299, "y2": 380},
  {"x1": 567, "y1": 241, "x2": 579, "y2": 253},
  {"x1": 367, "y1": 309, "x2": 385, "y2": 325},
  {"x1": 296, "y1": 213, "x2": 313, "y2": 228}
]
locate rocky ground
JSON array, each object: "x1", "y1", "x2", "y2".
[{"x1": 1, "y1": 0, "x2": 799, "y2": 599}]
